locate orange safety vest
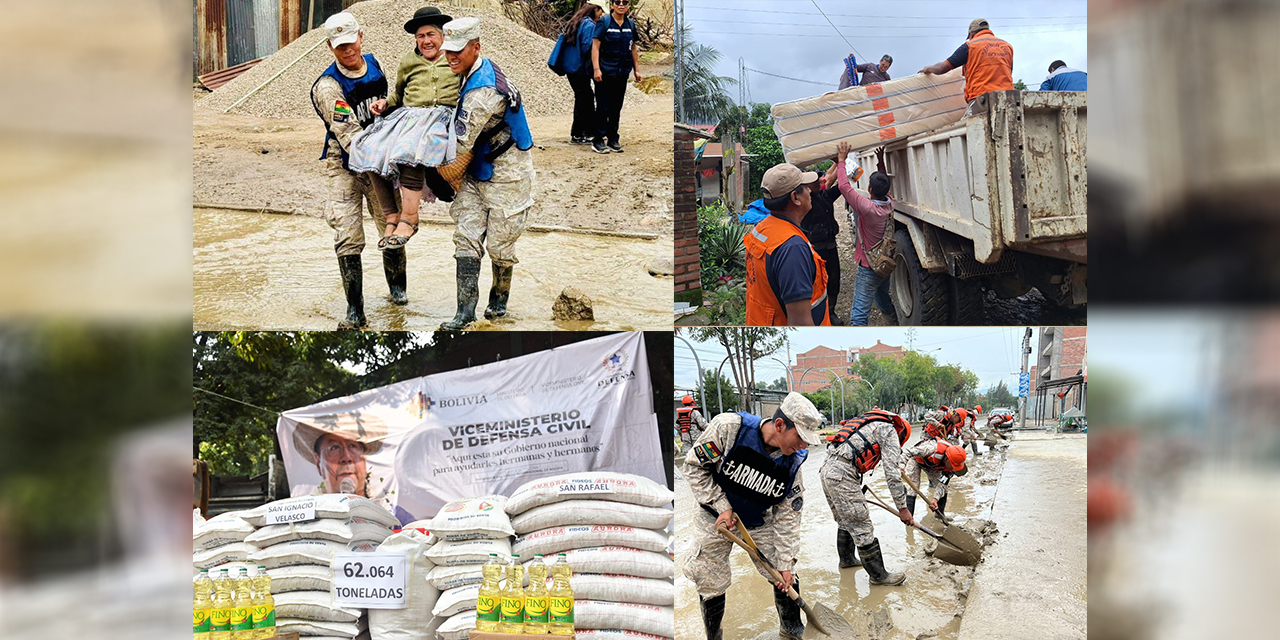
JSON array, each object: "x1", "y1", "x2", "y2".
[
  {"x1": 828, "y1": 410, "x2": 911, "y2": 474},
  {"x1": 744, "y1": 215, "x2": 831, "y2": 326},
  {"x1": 914, "y1": 440, "x2": 951, "y2": 471},
  {"x1": 676, "y1": 406, "x2": 695, "y2": 432},
  {"x1": 961, "y1": 30, "x2": 1014, "y2": 103}
]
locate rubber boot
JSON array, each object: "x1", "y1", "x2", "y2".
[
  {"x1": 440, "y1": 257, "x2": 481, "y2": 330},
  {"x1": 970, "y1": 440, "x2": 981, "y2": 457},
  {"x1": 837, "y1": 528, "x2": 861, "y2": 567},
  {"x1": 337, "y1": 254, "x2": 367, "y2": 329},
  {"x1": 858, "y1": 538, "x2": 906, "y2": 586},
  {"x1": 699, "y1": 594, "x2": 725, "y2": 640},
  {"x1": 905, "y1": 494, "x2": 917, "y2": 518},
  {"x1": 773, "y1": 578, "x2": 805, "y2": 640},
  {"x1": 937, "y1": 495, "x2": 948, "y2": 518},
  {"x1": 383, "y1": 247, "x2": 408, "y2": 305},
  {"x1": 483, "y1": 263, "x2": 513, "y2": 319}
]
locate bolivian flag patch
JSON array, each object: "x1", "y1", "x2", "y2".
[
  {"x1": 694, "y1": 441, "x2": 722, "y2": 465},
  {"x1": 333, "y1": 99, "x2": 352, "y2": 123}
]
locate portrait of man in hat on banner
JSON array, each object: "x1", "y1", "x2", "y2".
[{"x1": 289, "y1": 413, "x2": 389, "y2": 499}]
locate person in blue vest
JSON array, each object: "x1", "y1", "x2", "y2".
[
  {"x1": 590, "y1": 0, "x2": 642, "y2": 154},
  {"x1": 438, "y1": 17, "x2": 535, "y2": 330},
  {"x1": 1040, "y1": 60, "x2": 1087, "y2": 91},
  {"x1": 309, "y1": 11, "x2": 401, "y2": 329},
  {"x1": 681, "y1": 392, "x2": 824, "y2": 640}
]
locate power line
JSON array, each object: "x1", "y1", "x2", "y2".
[
  {"x1": 687, "y1": 5, "x2": 1087, "y2": 20},
  {"x1": 708, "y1": 18, "x2": 1087, "y2": 29},
  {"x1": 811, "y1": 0, "x2": 863, "y2": 61},
  {"x1": 745, "y1": 66, "x2": 831, "y2": 87},
  {"x1": 194, "y1": 386, "x2": 281, "y2": 417},
  {"x1": 696, "y1": 26, "x2": 1086, "y2": 38}
]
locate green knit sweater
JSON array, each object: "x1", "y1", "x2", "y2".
[{"x1": 386, "y1": 48, "x2": 460, "y2": 109}]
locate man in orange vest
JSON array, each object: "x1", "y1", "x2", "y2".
[
  {"x1": 676, "y1": 395, "x2": 708, "y2": 448},
  {"x1": 901, "y1": 418, "x2": 967, "y2": 518},
  {"x1": 919, "y1": 18, "x2": 1014, "y2": 116},
  {"x1": 743, "y1": 164, "x2": 832, "y2": 326}
]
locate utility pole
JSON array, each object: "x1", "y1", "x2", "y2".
[
  {"x1": 1018, "y1": 327, "x2": 1032, "y2": 429},
  {"x1": 675, "y1": 0, "x2": 685, "y2": 123},
  {"x1": 785, "y1": 336, "x2": 793, "y2": 392}
]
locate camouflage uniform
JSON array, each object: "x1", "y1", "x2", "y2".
[
  {"x1": 679, "y1": 408, "x2": 709, "y2": 448},
  {"x1": 450, "y1": 57, "x2": 535, "y2": 266},
  {"x1": 682, "y1": 412, "x2": 806, "y2": 599},
  {"x1": 820, "y1": 421, "x2": 909, "y2": 546},
  {"x1": 902, "y1": 436, "x2": 953, "y2": 503}
]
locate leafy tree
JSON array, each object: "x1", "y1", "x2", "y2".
[
  {"x1": 1014, "y1": 78, "x2": 1028, "y2": 90},
  {"x1": 745, "y1": 125, "x2": 784, "y2": 201},
  {"x1": 718, "y1": 102, "x2": 773, "y2": 140},
  {"x1": 683, "y1": 328, "x2": 789, "y2": 410},
  {"x1": 699, "y1": 368, "x2": 741, "y2": 415},
  {"x1": 759, "y1": 376, "x2": 789, "y2": 391},
  {"x1": 678, "y1": 26, "x2": 735, "y2": 124}
]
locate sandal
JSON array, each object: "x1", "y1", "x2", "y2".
[
  {"x1": 385, "y1": 219, "x2": 419, "y2": 248},
  {"x1": 377, "y1": 220, "x2": 399, "y2": 250}
]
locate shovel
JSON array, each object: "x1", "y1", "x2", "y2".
[
  {"x1": 900, "y1": 471, "x2": 984, "y2": 560},
  {"x1": 861, "y1": 485, "x2": 978, "y2": 566},
  {"x1": 716, "y1": 522, "x2": 853, "y2": 638}
]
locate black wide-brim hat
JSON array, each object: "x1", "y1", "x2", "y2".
[{"x1": 404, "y1": 6, "x2": 452, "y2": 33}]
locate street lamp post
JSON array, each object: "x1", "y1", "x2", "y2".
[
  {"x1": 799, "y1": 367, "x2": 836, "y2": 427},
  {"x1": 715, "y1": 355, "x2": 731, "y2": 414},
  {"x1": 675, "y1": 335, "x2": 707, "y2": 413}
]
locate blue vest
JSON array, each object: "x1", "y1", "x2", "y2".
[
  {"x1": 457, "y1": 58, "x2": 534, "y2": 181},
  {"x1": 311, "y1": 54, "x2": 387, "y2": 169},
  {"x1": 710, "y1": 413, "x2": 808, "y2": 528}
]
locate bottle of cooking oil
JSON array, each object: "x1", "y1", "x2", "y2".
[
  {"x1": 229, "y1": 567, "x2": 255, "y2": 640},
  {"x1": 194, "y1": 569, "x2": 214, "y2": 640},
  {"x1": 250, "y1": 566, "x2": 275, "y2": 639},
  {"x1": 548, "y1": 554, "x2": 574, "y2": 636},
  {"x1": 210, "y1": 568, "x2": 233, "y2": 640},
  {"x1": 498, "y1": 554, "x2": 525, "y2": 633},
  {"x1": 524, "y1": 554, "x2": 550, "y2": 634},
  {"x1": 475, "y1": 553, "x2": 503, "y2": 632}
]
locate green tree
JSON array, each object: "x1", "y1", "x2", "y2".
[
  {"x1": 1014, "y1": 78, "x2": 1027, "y2": 90},
  {"x1": 678, "y1": 26, "x2": 736, "y2": 124},
  {"x1": 718, "y1": 102, "x2": 773, "y2": 140},
  {"x1": 759, "y1": 376, "x2": 789, "y2": 391},
  {"x1": 745, "y1": 125, "x2": 784, "y2": 201},
  {"x1": 683, "y1": 328, "x2": 789, "y2": 410},
  {"x1": 699, "y1": 368, "x2": 741, "y2": 415}
]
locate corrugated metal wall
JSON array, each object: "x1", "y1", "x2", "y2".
[
  {"x1": 195, "y1": 0, "x2": 228, "y2": 77},
  {"x1": 226, "y1": 0, "x2": 258, "y2": 66},
  {"x1": 253, "y1": 0, "x2": 280, "y2": 59}
]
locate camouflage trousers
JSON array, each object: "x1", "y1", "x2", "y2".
[
  {"x1": 820, "y1": 454, "x2": 878, "y2": 547},
  {"x1": 449, "y1": 149, "x2": 534, "y2": 266},
  {"x1": 903, "y1": 459, "x2": 948, "y2": 501},
  {"x1": 324, "y1": 159, "x2": 398, "y2": 258},
  {"x1": 682, "y1": 507, "x2": 793, "y2": 599}
]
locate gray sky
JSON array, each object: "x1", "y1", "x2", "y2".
[
  {"x1": 675, "y1": 327, "x2": 1039, "y2": 395},
  {"x1": 1088, "y1": 311, "x2": 1221, "y2": 409},
  {"x1": 684, "y1": 0, "x2": 1087, "y2": 107}
]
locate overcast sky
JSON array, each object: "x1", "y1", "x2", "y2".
[
  {"x1": 684, "y1": 0, "x2": 1087, "y2": 107},
  {"x1": 675, "y1": 327, "x2": 1042, "y2": 396},
  {"x1": 1088, "y1": 311, "x2": 1221, "y2": 409}
]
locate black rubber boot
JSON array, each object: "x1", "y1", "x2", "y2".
[
  {"x1": 906, "y1": 494, "x2": 917, "y2": 518},
  {"x1": 773, "y1": 578, "x2": 805, "y2": 640},
  {"x1": 858, "y1": 538, "x2": 906, "y2": 586},
  {"x1": 441, "y1": 257, "x2": 481, "y2": 330},
  {"x1": 337, "y1": 254, "x2": 367, "y2": 329},
  {"x1": 937, "y1": 495, "x2": 948, "y2": 518},
  {"x1": 837, "y1": 528, "x2": 861, "y2": 567},
  {"x1": 699, "y1": 594, "x2": 725, "y2": 640},
  {"x1": 483, "y1": 263, "x2": 513, "y2": 319},
  {"x1": 970, "y1": 440, "x2": 981, "y2": 457},
  {"x1": 383, "y1": 247, "x2": 408, "y2": 305}
]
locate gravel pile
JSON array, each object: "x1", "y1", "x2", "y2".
[{"x1": 199, "y1": 0, "x2": 651, "y2": 119}]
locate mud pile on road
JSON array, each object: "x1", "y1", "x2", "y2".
[{"x1": 199, "y1": 0, "x2": 649, "y2": 119}]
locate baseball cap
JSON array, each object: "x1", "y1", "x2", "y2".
[
  {"x1": 761, "y1": 163, "x2": 819, "y2": 199},
  {"x1": 442, "y1": 17, "x2": 481, "y2": 52},
  {"x1": 968, "y1": 18, "x2": 989, "y2": 36},
  {"x1": 778, "y1": 392, "x2": 823, "y2": 445},
  {"x1": 324, "y1": 12, "x2": 360, "y2": 47}
]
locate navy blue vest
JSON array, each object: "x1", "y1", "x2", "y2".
[
  {"x1": 456, "y1": 58, "x2": 534, "y2": 181},
  {"x1": 709, "y1": 413, "x2": 807, "y2": 528},
  {"x1": 311, "y1": 54, "x2": 387, "y2": 169}
]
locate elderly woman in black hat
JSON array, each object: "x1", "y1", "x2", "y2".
[{"x1": 350, "y1": 6, "x2": 464, "y2": 249}]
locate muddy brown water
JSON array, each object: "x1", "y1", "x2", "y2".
[
  {"x1": 674, "y1": 439, "x2": 1008, "y2": 640},
  {"x1": 193, "y1": 208, "x2": 673, "y2": 330}
]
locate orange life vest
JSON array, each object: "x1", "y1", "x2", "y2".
[
  {"x1": 915, "y1": 440, "x2": 951, "y2": 471},
  {"x1": 961, "y1": 30, "x2": 1014, "y2": 103},
  {"x1": 676, "y1": 406, "x2": 695, "y2": 432},
  {"x1": 828, "y1": 410, "x2": 911, "y2": 473},
  {"x1": 744, "y1": 215, "x2": 831, "y2": 326}
]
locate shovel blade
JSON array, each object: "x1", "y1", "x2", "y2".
[{"x1": 808, "y1": 602, "x2": 854, "y2": 639}]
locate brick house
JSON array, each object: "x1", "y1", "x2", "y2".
[
  {"x1": 788, "y1": 341, "x2": 905, "y2": 393},
  {"x1": 675, "y1": 123, "x2": 714, "y2": 307}
]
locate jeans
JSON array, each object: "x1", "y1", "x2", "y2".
[
  {"x1": 567, "y1": 73, "x2": 595, "y2": 139},
  {"x1": 593, "y1": 74, "x2": 628, "y2": 144},
  {"x1": 850, "y1": 264, "x2": 895, "y2": 326}
]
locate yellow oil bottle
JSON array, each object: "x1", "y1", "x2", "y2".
[
  {"x1": 548, "y1": 553, "x2": 575, "y2": 636},
  {"x1": 251, "y1": 566, "x2": 276, "y2": 640},
  {"x1": 209, "y1": 568, "x2": 233, "y2": 640},
  {"x1": 499, "y1": 554, "x2": 526, "y2": 634},
  {"x1": 524, "y1": 554, "x2": 550, "y2": 634},
  {"x1": 229, "y1": 567, "x2": 255, "y2": 640},
  {"x1": 475, "y1": 554, "x2": 503, "y2": 632},
  {"x1": 194, "y1": 569, "x2": 213, "y2": 640}
]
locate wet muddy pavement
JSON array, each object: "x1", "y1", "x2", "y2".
[
  {"x1": 193, "y1": 208, "x2": 673, "y2": 330},
  {"x1": 674, "y1": 436, "x2": 1016, "y2": 640}
]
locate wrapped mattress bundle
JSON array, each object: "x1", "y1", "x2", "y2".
[
  {"x1": 508, "y1": 473, "x2": 676, "y2": 640},
  {"x1": 771, "y1": 68, "x2": 966, "y2": 166}
]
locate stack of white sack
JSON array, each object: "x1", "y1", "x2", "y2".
[
  {"x1": 369, "y1": 528, "x2": 441, "y2": 640},
  {"x1": 244, "y1": 495, "x2": 398, "y2": 640},
  {"x1": 507, "y1": 473, "x2": 676, "y2": 640},
  {"x1": 193, "y1": 510, "x2": 259, "y2": 573},
  {"x1": 411, "y1": 496, "x2": 516, "y2": 640}
]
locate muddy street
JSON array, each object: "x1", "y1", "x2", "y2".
[{"x1": 193, "y1": 207, "x2": 672, "y2": 330}]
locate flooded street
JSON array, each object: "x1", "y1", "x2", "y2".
[
  {"x1": 674, "y1": 433, "x2": 1019, "y2": 640},
  {"x1": 193, "y1": 208, "x2": 673, "y2": 330}
]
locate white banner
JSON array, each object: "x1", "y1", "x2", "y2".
[{"x1": 276, "y1": 332, "x2": 661, "y2": 525}]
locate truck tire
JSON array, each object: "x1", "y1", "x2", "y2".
[
  {"x1": 890, "y1": 227, "x2": 950, "y2": 325},
  {"x1": 950, "y1": 276, "x2": 985, "y2": 325}
]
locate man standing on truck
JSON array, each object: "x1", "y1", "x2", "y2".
[
  {"x1": 1040, "y1": 60, "x2": 1087, "y2": 91},
  {"x1": 682, "y1": 392, "x2": 824, "y2": 640},
  {"x1": 832, "y1": 142, "x2": 896, "y2": 326},
  {"x1": 743, "y1": 164, "x2": 832, "y2": 326},
  {"x1": 838, "y1": 54, "x2": 893, "y2": 89},
  {"x1": 918, "y1": 18, "x2": 1013, "y2": 117}
]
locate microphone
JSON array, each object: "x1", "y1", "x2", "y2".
[{"x1": 340, "y1": 477, "x2": 356, "y2": 495}]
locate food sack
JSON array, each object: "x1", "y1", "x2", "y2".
[
  {"x1": 576, "y1": 601, "x2": 675, "y2": 638},
  {"x1": 432, "y1": 583, "x2": 481, "y2": 618},
  {"x1": 424, "y1": 538, "x2": 512, "y2": 567},
  {"x1": 247, "y1": 517, "x2": 393, "y2": 547},
  {"x1": 276, "y1": 617, "x2": 366, "y2": 639},
  {"x1": 250, "y1": 539, "x2": 377, "y2": 569},
  {"x1": 514, "y1": 525, "x2": 670, "y2": 557},
  {"x1": 576, "y1": 630, "x2": 672, "y2": 640},
  {"x1": 428, "y1": 496, "x2": 515, "y2": 541},
  {"x1": 244, "y1": 494, "x2": 399, "y2": 529},
  {"x1": 194, "y1": 542, "x2": 258, "y2": 570},
  {"x1": 525, "y1": 546, "x2": 674, "y2": 580},
  {"x1": 368, "y1": 528, "x2": 439, "y2": 640},
  {"x1": 274, "y1": 590, "x2": 362, "y2": 623},
  {"x1": 506, "y1": 473, "x2": 674, "y2": 515},
  {"x1": 437, "y1": 611, "x2": 476, "y2": 640},
  {"x1": 193, "y1": 511, "x2": 255, "y2": 550},
  {"x1": 510, "y1": 500, "x2": 673, "y2": 534},
  {"x1": 570, "y1": 574, "x2": 674, "y2": 606},
  {"x1": 426, "y1": 564, "x2": 486, "y2": 591},
  {"x1": 267, "y1": 564, "x2": 333, "y2": 593}
]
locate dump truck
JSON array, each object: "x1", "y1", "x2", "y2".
[{"x1": 849, "y1": 90, "x2": 1087, "y2": 325}]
